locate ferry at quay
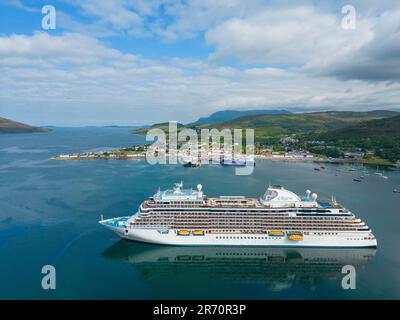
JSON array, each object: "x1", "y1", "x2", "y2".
[{"x1": 99, "y1": 182, "x2": 377, "y2": 248}]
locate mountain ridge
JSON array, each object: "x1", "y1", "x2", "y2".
[{"x1": 190, "y1": 109, "x2": 292, "y2": 125}]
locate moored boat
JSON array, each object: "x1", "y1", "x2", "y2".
[{"x1": 220, "y1": 159, "x2": 255, "y2": 167}]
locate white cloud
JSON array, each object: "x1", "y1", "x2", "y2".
[
  {"x1": 62, "y1": 0, "x2": 264, "y2": 40},
  {"x1": 206, "y1": 6, "x2": 372, "y2": 65},
  {"x1": 0, "y1": 32, "x2": 122, "y2": 66},
  {"x1": 205, "y1": 4, "x2": 400, "y2": 82},
  {"x1": 57, "y1": 0, "x2": 400, "y2": 82},
  {"x1": 0, "y1": 0, "x2": 38, "y2": 12},
  {"x1": 311, "y1": 9, "x2": 400, "y2": 82},
  {"x1": 1, "y1": 32, "x2": 400, "y2": 126},
  {"x1": 62, "y1": 0, "x2": 169, "y2": 37},
  {"x1": 1, "y1": 1, "x2": 400, "y2": 125}
]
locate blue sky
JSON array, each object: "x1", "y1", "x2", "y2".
[{"x1": 0, "y1": 0, "x2": 400, "y2": 126}]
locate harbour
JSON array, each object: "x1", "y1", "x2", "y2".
[{"x1": 1, "y1": 127, "x2": 399, "y2": 299}]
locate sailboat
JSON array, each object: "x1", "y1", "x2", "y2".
[{"x1": 375, "y1": 166, "x2": 382, "y2": 176}]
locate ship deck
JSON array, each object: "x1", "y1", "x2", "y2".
[{"x1": 143, "y1": 197, "x2": 343, "y2": 209}]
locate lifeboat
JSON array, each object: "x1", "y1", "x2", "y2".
[
  {"x1": 268, "y1": 256, "x2": 285, "y2": 263},
  {"x1": 288, "y1": 234, "x2": 303, "y2": 241},
  {"x1": 193, "y1": 256, "x2": 205, "y2": 262},
  {"x1": 177, "y1": 230, "x2": 190, "y2": 236},
  {"x1": 193, "y1": 230, "x2": 205, "y2": 236},
  {"x1": 268, "y1": 230, "x2": 285, "y2": 237},
  {"x1": 177, "y1": 255, "x2": 191, "y2": 261}
]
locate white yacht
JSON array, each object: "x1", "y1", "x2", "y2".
[{"x1": 99, "y1": 182, "x2": 377, "y2": 248}]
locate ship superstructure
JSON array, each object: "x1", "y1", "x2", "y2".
[{"x1": 100, "y1": 182, "x2": 377, "y2": 247}]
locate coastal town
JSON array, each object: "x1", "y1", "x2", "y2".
[{"x1": 51, "y1": 139, "x2": 399, "y2": 166}]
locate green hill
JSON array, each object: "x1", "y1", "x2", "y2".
[
  {"x1": 317, "y1": 115, "x2": 400, "y2": 162},
  {"x1": 133, "y1": 110, "x2": 398, "y2": 142},
  {"x1": 191, "y1": 109, "x2": 292, "y2": 125},
  {"x1": 0, "y1": 117, "x2": 49, "y2": 134},
  {"x1": 320, "y1": 115, "x2": 400, "y2": 140},
  {"x1": 133, "y1": 122, "x2": 185, "y2": 135},
  {"x1": 198, "y1": 110, "x2": 399, "y2": 142},
  {"x1": 132, "y1": 110, "x2": 400, "y2": 162}
]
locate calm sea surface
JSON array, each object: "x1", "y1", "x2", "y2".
[{"x1": 0, "y1": 127, "x2": 399, "y2": 299}]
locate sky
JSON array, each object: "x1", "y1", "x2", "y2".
[{"x1": 0, "y1": 0, "x2": 400, "y2": 126}]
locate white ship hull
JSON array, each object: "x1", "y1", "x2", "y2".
[
  {"x1": 100, "y1": 183, "x2": 377, "y2": 249},
  {"x1": 102, "y1": 222, "x2": 377, "y2": 248}
]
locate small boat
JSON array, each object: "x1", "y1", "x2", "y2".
[
  {"x1": 177, "y1": 255, "x2": 191, "y2": 261},
  {"x1": 320, "y1": 166, "x2": 325, "y2": 169},
  {"x1": 393, "y1": 189, "x2": 400, "y2": 193},
  {"x1": 268, "y1": 256, "x2": 285, "y2": 263},
  {"x1": 221, "y1": 159, "x2": 256, "y2": 167},
  {"x1": 192, "y1": 256, "x2": 205, "y2": 262},
  {"x1": 353, "y1": 178, "x2": 362, "y2": 182},
  {"x1": 288, "y1": 234, "x2": 303, "y2": 241},
  {"x1": 360, "y1": 175, "x2": 365, "y2": 179},
  {"x1": 183, "y1": 161, "x2": 200, "y2": 168},
  {"x1": 192, "y1": 230, "x2": 205, "y2": 236},
  {"x1": 314, "y1": 168, "x2": 320, "y2": 171},
  {"x1": 177, "y1": 230, "x2": 190, "y2": 236},
  {"x1": 268, "y1": 230, "x2": 285, "y2": 237},
  {"x1": 381, "y1": 175, "x2": 388, "y2": 179}
]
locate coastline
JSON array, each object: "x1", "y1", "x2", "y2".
[
  {"x1": 51, "y1": 152, "x2": 397, "y2": 167},
  {"x1": 254, "y1": 154, "x2": 396, "y2": 166},
  {"x1": 51, "y1": 153, "x2": 145, "y2": 161}
]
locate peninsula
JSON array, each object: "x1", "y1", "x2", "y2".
[{"x1": 0, "y1": 117, "x2": 49, "y2": 134}]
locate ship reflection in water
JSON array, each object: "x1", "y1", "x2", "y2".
[{"x1": 102, "y1": 241, "x2": 376, "y2": 292}]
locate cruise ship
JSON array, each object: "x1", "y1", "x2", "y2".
[{"x1": 99, "y1": 182, "x2": 377, "y2": 248}]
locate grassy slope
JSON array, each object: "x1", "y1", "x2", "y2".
[
  {"x1": 133, "y1": 122, "x2": 185, "y2": 135},
  {"x1": 132, "y1": 111, "x2": 399, "y2": 142},
  {"x1": 131, "y1": 110, "x2": 400, "y2": 162},
  {"x1": 198, "y1": 111, "x2": 399, "y2": 142},
  {"x1": 318, "y1": 115, "x2": 400, "y2": 140},
  {"x1": 318, "y1": 115, "x2": 400, "y2": 162}
]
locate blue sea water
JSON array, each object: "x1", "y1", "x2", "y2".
[{"x1": 0, "y1": 127, "x2": 399, "y2": 299}]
